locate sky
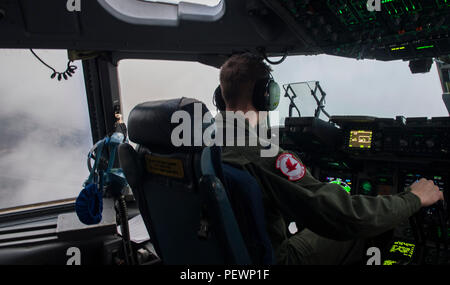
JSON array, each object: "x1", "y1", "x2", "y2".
[
  {"x1": 0, "y1": 48, "x2": 448, "y2": 209},
  {"x1": 0, "y1": 49, "x2": 92, "y2": 209},
  {"x1": 272, "y1": 55, "x2": 448, "y2": 125},
  {"x1": 118, "y1": 54, "x2": 448, "y2": 126}
]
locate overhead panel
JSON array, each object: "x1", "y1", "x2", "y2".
[{"x1": 276, "y1": 0, "x2": 450, "y2": 60}]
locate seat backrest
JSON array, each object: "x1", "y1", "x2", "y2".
[
  {"x1": 201, "y1": 145, "x2": 274, "y2": 264},
  {"x1": 118, "y1": 98, "x2": 252, "y2": 264},
  {"x1": 221, "y1": 163, "x2": 275, "y2": 265}
]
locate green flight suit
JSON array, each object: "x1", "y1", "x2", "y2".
[{"x1": 216, "y1": 112, "x2": 421, "y2": 265}]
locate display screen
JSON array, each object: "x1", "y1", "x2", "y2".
[
  {"x1": 383, "y1": 241, "x2": 416, "y2": 265},
  {"x1": 326, "y1": 177, "x2": 352, "y2": 193},
  {"x1": 349, "y1": 130, "x2": 373, "y2": 149}
]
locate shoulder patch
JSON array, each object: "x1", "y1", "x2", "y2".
[{"x1": 276, "y1": 153, "x2": 306, "y2": 181}]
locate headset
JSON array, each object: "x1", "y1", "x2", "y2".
[{"x1": 213, "y1": 74, "x2": 281, "y2": 112}]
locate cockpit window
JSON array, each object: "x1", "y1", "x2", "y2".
[
  {"x1": 118, "y1": 59, "x2": 220, "y2": 124},
  {"x1": 118, "y1": 55, "x2": 447, "y2": 130},
  {"x1": 0, "y1": 49, "x2": 92, "y2": 210},
  {"x1": 270, "y1": 55, "x2": 448, "y2": 126}
]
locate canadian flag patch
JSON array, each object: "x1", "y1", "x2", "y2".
[{"x1": 276, "y1": 153, "x2": 306, "y2": 181}]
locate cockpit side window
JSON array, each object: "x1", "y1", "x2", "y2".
[{"x1": 0, "y1": 49, "x2": 92, "y2": 210}]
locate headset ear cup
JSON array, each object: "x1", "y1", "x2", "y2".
[
  {"x1": 214, "y1": 86, "x2": 226, "y2": 111},
  {"x1": 253, "y1": 78, "x2": 269, "y2": 111},
  {"x1": 267, "y1": 81, "x2": 281, "y2": 111}
]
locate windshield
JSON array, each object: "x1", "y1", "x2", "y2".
[
  {"x1": 119, "y1": 55, "x2": 447, "y2": 130},
  {"x1": 118, "y1": 59, "x2": 220, "y2": 124},
  {"x1": 271, "y1": 55, "x2": 448, "y2": 126},
  {"x1": 0, "y1": 49, "x2": 92, "y2": 210}
]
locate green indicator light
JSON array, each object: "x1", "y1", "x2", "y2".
[
  {"x1": 383, "y1": 260, "x2": 397, "y2": 265},
  {"x1": 339, "y1": 10, "x2": 343, "y2": 14},
  {"x1": 329, "y1": 179, "x2": 351, "y2": 194},
  {"x1": 343, "y1": 185, "x2": 351, "y2": 193},
  {"x1": 416, "y1": 45, "x2": 434, "y2": 50},
  {"x1": 362, "y1": 181, "x2": 372, "y2": 194}
]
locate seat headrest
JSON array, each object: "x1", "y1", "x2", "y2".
[{"x1": 128, "y1": 97, "x2": 212, "y2": 153}]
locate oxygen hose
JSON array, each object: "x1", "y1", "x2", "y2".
[{"x1": 117, "y1": 196, "x2": 136, "y2": 265}]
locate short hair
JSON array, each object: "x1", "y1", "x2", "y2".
[{"x1": 219, "y1": 53, "x2": 272, "y2": 109}]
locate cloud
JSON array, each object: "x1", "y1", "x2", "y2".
[
  {"x1": 0, "y1": 49, "x2": 92, "y2": 209},
  {"x1": 118, "y1": 59, "x2": 220, "y2": 122},
  {"x1": 118, "y1": 54, "x2": 447, "y2": 128},
  {"x1": 271, "y1": 55, "x2": 447, "y2": 122}
]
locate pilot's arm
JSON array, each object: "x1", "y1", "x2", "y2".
[{"x1": 242, "y1": 151, "x2": 422, "y2": 241}]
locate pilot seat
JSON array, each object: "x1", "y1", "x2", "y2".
[{"x1": 118, "y1": 97, "x2": 273, "y2": 265}]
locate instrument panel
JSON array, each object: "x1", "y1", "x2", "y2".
[
  {"x1": 332, "y1": 116, "x2": 450, "y2": 159},
  {"x1": 280, "y1": 115, "x2": 450, "y2": 264}
]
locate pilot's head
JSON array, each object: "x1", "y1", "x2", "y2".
[{"x1": 218, "y1": 53, "x2": 273, "y2": 113}]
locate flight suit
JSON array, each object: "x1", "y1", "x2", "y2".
[{"x1": 216, "y1": 112, "x2": 422, "y2": 265}]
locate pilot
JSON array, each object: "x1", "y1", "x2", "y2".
[{"x1": 214, "y1": 53, "x2": 444, "y2": 265}]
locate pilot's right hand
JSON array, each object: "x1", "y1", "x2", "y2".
[{"x1": 410, "y1": 178, "x2": 444, "y2": 207}]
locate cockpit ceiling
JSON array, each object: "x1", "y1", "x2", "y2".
[{"x1": 1, "y1": 0, "x2": 450, "y2": 62}]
